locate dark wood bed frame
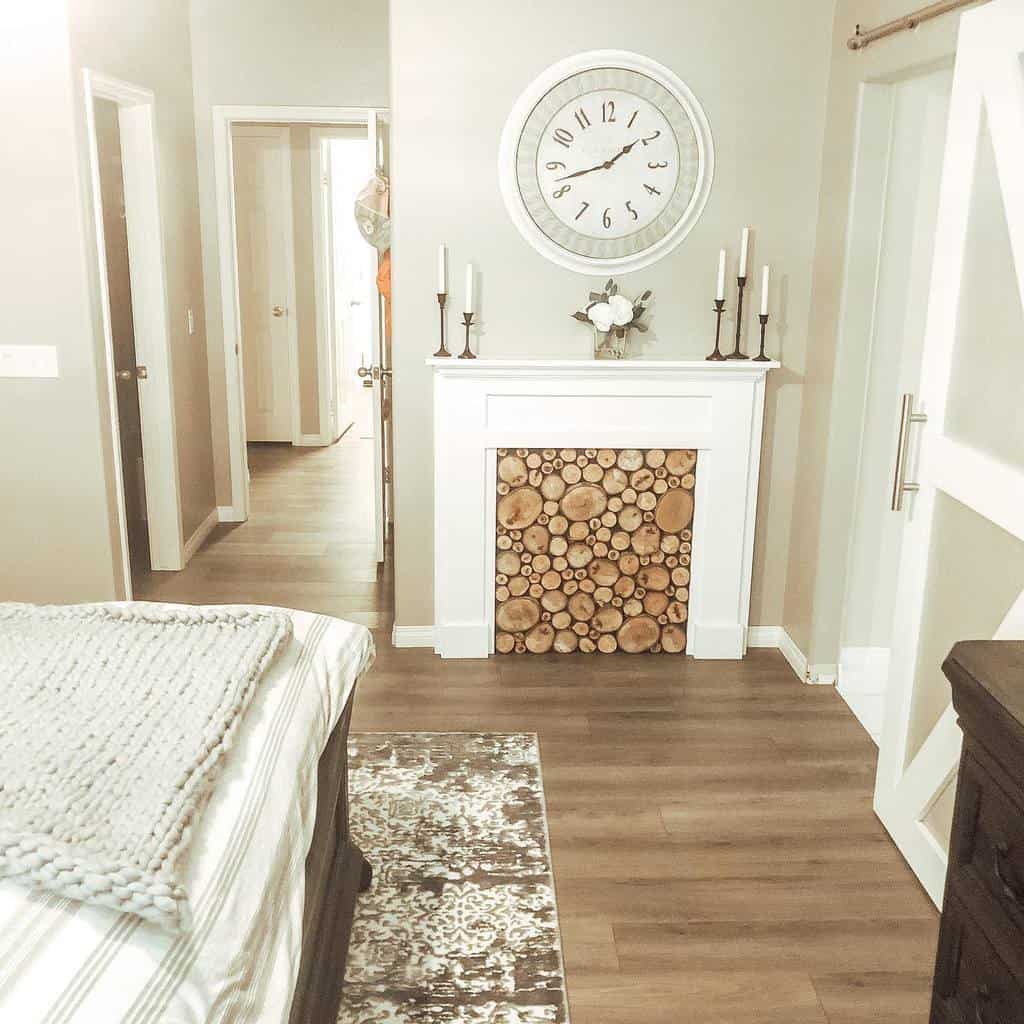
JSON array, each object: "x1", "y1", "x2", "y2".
[{"x1": 288, "y1": 690, "x2": 370, "y2": 1024}]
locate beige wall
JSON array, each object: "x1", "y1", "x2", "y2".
[
  {"x1": 188, "y1": 0, "x2": 390, "y2": 503},
  {"x1": 389, "y1": 0, "x2": 837, "y2": 630},
  {"x1": 0, "y1": 0, "x2": 213, "y2": 603},
  {"x1": 782, "y1": 0, "x2": 967, "y2": 664}
]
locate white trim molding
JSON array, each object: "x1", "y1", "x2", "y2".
[
  {"x1": 217, "y1": 504, "x2": 244, "y2": 524},
  {"x1": 182, "y1": 507, "x2": 219, "y2": 565},
  {"x1": 392, "y1": 625, "x2": 436, "y2": 649},
  {"x1": 746, "y1": 626, "x2": 835, "y2": 685}
]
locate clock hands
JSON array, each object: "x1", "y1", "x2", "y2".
[{"x1": 554, "y1": 140, "x2": 640, "y2": 181}]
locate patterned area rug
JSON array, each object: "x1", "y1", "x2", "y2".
[{"x1": 340, "y1": 733, "x2": 569, "y2": 1023}]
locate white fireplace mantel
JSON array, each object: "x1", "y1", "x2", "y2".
[{"x1": 429, "y1": 358, "x2": 778, "y2": 659}]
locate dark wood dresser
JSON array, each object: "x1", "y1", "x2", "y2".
[{"x1": 931, "y1": 641, "x2": 1024, "y2": 1024}]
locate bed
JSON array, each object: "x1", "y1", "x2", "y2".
[{"x1": 0, "y1": 606, "x2": 374, "y2": 1024}]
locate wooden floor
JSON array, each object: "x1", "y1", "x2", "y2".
[{"x1": 140, "y1": 437, "x2": 939, "y2": 1023}]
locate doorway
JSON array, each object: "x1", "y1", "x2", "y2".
[{"x1": 832, "y1": 64, "x2": 954, "y2": 742}]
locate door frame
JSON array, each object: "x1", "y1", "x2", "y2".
[
  {"x1": 212, "y1": 105, "x2": 386, "y2": 522},
  {"x1": 83, "y1": 70, "x2": 184, "y2": 595}
]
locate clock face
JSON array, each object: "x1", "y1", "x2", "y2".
[{"x1": 500, "y1": 52, "x2": 714, "y2": 274}]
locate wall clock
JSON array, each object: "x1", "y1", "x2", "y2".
[{"x1": 498, "y1": 50, "x2": 714, "y2": 275}]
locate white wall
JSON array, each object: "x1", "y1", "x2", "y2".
[
  {"x1": 188, "y1": 0, "x2": 390, "y2": 502},
  {"x1": 389, "y1": 0, "x2": 837, "y2": 631}
]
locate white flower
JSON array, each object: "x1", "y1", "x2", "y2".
[
  {"x1": 588, "y1": 302, "x2": 613, "y2": 332},
  {"x1": 609, "y1": 293, "x2": 634, "y2": 326}
]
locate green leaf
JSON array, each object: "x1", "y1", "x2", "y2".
[
  {"x1": 609, "y1": 282, "x2": 618, "y2": 295},
  {"x1": 589, "y1": 292, "x2": 603, "y2": 302},
  {"x1": 571, "y1": 311, "x2": 590, "y2": 323},
  {"x1": 605, "y1": 278, "x2": 614, "y2": 291},
  {"x1": 640, "y1": 290, "x2": 652, "y2": 301}
]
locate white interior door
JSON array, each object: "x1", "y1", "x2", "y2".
[
  {"x1": 367, "y1": 112, "x2": 385, "y2": 563},
  {"x1": 874, "y1": 0, "x2": 1024, "y2": 906},
  {"x1": 232, "y1": 124, "x2": 296, "y2": 443}
]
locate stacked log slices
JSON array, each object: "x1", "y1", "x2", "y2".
[{"x1": 494, "y1": 448, "x2": 696, "y2": 655}]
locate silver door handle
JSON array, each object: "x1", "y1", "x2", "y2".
[{"x1": 891, "y1": 393, "x2": 927, "y2": 511}]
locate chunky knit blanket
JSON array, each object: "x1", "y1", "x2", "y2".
[{"x1": 0, "y1": 602, "x2": 291, "y2": 933}]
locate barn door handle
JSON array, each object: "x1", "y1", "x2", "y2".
[
  {"x1": 994, "y1": 842, "x2": 1024, "y2": 904},
  {"x1": 891, "y1": 393, "x2": 927, "y2": 511}
]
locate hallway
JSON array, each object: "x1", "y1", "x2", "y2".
[{"x1": 136, "y1": 433, "x2": 391, "y2": 631}]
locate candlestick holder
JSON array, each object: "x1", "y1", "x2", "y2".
[
  {"x1": 459, "y1": 312, "x2": 476, "y2": 359},
  {"x1": 433, "y1": 293, "x2": 451, "y2": 357},
  {"x1": 753, "y1": 313, "x2": 771, "y2": 362},
  {"x1": 726, "y1": 276, "x2": 749, "y2": 360},
  {"x1": 706, "y1": 299, "x2": 727, "y2": 361}
]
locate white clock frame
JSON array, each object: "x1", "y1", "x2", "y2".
[{"x1": 498, "y1": 50, "x2": 715, "y2": 275}]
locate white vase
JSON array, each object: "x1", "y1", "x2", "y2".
[{"x1": 594, "y1": 327, "x2": 631, "y2": 359}]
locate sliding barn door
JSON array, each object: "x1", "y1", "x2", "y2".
[{"x1": 874, "y1": 0, "x2": 1024, "y2": 906}]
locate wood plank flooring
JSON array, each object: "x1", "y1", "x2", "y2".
[{"x1": 138, "y1": 436, "x2": 939, "y2": 1023}]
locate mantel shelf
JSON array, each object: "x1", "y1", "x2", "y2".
[{"x1": 427, "y1": 357, "x2": 780, "y2": 378}]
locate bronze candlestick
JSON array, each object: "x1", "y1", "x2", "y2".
[
  {"x1": 726, "y1": 275, "x2": 749, "y2": 360},
  {"x1": 753, "y1": 313, "x2": 771, "y2": 362},
  {"x1": 459, "y1": 312, "x2": 476, "y2": 359},
  {"x1": 706, "y1": 298, "x2": 726, "y2": 361},
  {"x1": 433, "y1": 293, "x2": 451, "y2": 357}
]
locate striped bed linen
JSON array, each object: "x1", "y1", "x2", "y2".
[{"x1": 0, "y1": 606, "x2": 374, "y2": 1024}]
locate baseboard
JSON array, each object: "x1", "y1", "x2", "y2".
[
  {"x1": 837, "y1": 646, "x2": 890, "y2": 745},
  {"x1": 391, "y1": 625, "x2": 436, "y2": 648},
  {"x1": 217, "y1": 504, "x2": 244, "y2": 524},
  {"x1": 747, "y1": 625, "x2": 834, "y2": 685},
  {"x1": 295, "y1": 433, "x2": 331, "y2": 447},
  {"x1": 182, "y1": 507, "x2": 219, "y2": 565}
]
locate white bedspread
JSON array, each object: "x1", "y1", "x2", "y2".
[{"x1": 0, "y1": 606, "x2": 374, "y2": 1024}]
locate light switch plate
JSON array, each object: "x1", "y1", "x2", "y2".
[{"x1": 0, "y1": 344, "x2": 59, "y2": 378}]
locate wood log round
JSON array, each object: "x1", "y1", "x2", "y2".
[
  {"x1": 637, "y1": 492, "x2": 657, "y2": 512},
  {"x1": 608, "y1": 496, "x2": 624, "y2": 512},
  {"x1": 497, "y1": 534, "x2": 513, "y2": 551},
  {"x1": 636, "y1": 564, "x2": 670, "y2": 591},
  {"x1": 630, "y1": 467, "x2": 655, "y2": 492},
  {"x1": 568, "y1": 592, "x2": 596, "y2": 621},
  {"x1": 630, "y1": 523, "x2": 661, "y2": 556},
  {"x1": 541, "y1": 474, "x2": 566, "y2": 501},
  {"x1": 508, "y1": 575, "x2": 529, "y2": 596},
  {"x1": 665, "y1": 449, "x2": 697, "y2": 476},
  {"x1": 554, "y1": 629, "x2": 579, "y2": 653},
  {"x1": 561, "y1": 484, "x2": 607, "y2": 522},
  {"x1": 617, "y1": 614, "x2": 660, "y2": 653},
  {"x1": 541, "y1": 588, "x2": 568, "y2": 613},
  {"x1": 574, "y1": 568, "x2": 587, "y2": 580},
  {"x1": 667, "y1": 476, "x2": 680, "y2": 488},
  {"x1": 495, "y1": 585, "x2": 510, "y2": 602},
  {"x1": 523, "y1": 524, "x2": 550, "y2": 554},
  {"x1": 643, "y1": 591, "x2": 670, "y2": 616},
  {"x1": 623, "y1": 597, "x2": 643, "y2": 617},
  {"x1": 621, "y1": 487, "x2": 637, "y2": 505},
  {"x1": 657, "y1": 614, "x2": 668, "y2": 626},
  {"x1": 601, "y1": 510, "x2": 618, "y2": 528},
  {"x1": 652, "y1": 479, "x2": 668, "y2": 495},
  {"x1": 552, "y1": 556, "x2": 568, "y2": 572},
  {"x1": 610, "y1": 530, "x2": 631, "y2": 551},
  {"x1": 655, "y1": 489, "x2": 694, "y2": 533},
  {"x1": 661, "y1": 624, "x2": 686, "y2": 653},
  {"x1": 560, "y1": 448, "x2": 576, "y2": 461},
  {"x1": 594, "y1": 585, "x2": 613, "y2": 604},
  {"x1": 497, "y1": 481, "x2": 510, "y2": 495},
  {"x1": 681, "y1": 473, "x2": 696, "y2": 490},
  {"x1": 582, "y1": 463, "x2": 604, "y2": 483},
  {"x1": 650, "y1": 551, "x2": 665, "y2": 565},
  {"x1": 660, "y1": 533, "x2": 680, "y2": 554},
  {"x1": 666, "y1": 600, "x2": 688, "y2": 623},
  {"x1": 618, "y1": 505, "x2": 643, "y2": 532},
  {"x1": 552, "y1": 610, "x2": 571, "y2": 630},
  {"x1": 568, "y1": 521, "x2": 589, "y2": 541},
  {"x1": 597, "y1": 634, "x2": 618, "y2": 654},
  {"x1": 561, "y1": 463, "x2": 582, "y2": 485},
  {"x1": 525, "y1": 452, "x2": 542, "y2": 469},
  {"x1": 617, "y1": 449, "x2": 643, "y2": 471},
  {"x1": 619, "y1": 552, "x2": 640, "y2": 575},
  {"x1": 532, "y1": 554, "x2": 552, "y2": 574},
  {"x1": 548, "y1": 515, "x2": 569, "y2": 537},
  {"x1": 579, "y1": 578, "x2": 596, "y2": 594},
  {"x1": 542, "y1": 500, "x2": 559, "y2": 516},
  {"x1": 645, "y1": 449, "x2": 666, "y2": 468},
  {"x1": 614, "y1": 575, "x2": 635, "y2": 598},
  {"x1": 601, "y1": 467, "x2": 628, "y2": 495},
  {"x1": 592, "y1": 542, "x2": 609, "y2": 558},
  {"x1": 528, "y1": 469, "x2": 543, "y2": 487},
  {"x1": 541, "y1": 462, "x2": 554, "y2": 475},
  {"x1": 566, "y1": 542, "x2": 593, "y2": 568},
  {"x1": 496, "y1": 596, "x2": 541, "y2": 633},
  {"x1": 495, "y1": 632, "x2": 515, "y2": 654},
  {"x1": 549, "y1": 536, "x2": 568, "y2": 557},
  {"x1": 595, "y1": 527, "x2": 612, "y2": 543},
  {"x1": 572, "y1": 621, "x2": 590, "y2": 637},
  {"x1": 497, "y1": 487, "x2": 543, "y2": 529},
  {"x1": 498, "y1": 455, "x2": 528, "y2": 486},
  {"x1": 529, "y1": 583, "x2": 544, "y2": 598},
  {"x1": 496, "y1": 550, "x2": 521, "y2": 576},
  {"x1": 672, "y1": 566, "x2": 691, "y2": 587},
  {"x1": 579, "y1": 637, "x2": 597, "y2": 653},
  {"x1": 665, "y1": 555, "x2": 678, "y2": 568},
  {"x1": 597, "y1": 449, "x2": 617, "y2": 468},
  {"x1": 587, "y1": 558, "x2": 619, "y2": 587},
  {"x1": 541, "y1": 570, "x2": 562, "y2": 591},
  {"x1": 563, "y1": 579, "x2": 579, "y2": 595},
  {"x1": 593, "y1": 605, "x2": 624, "y2": 633},
  {"x1": 525, "y1": 622, "x2": 555, "y2": 653}
]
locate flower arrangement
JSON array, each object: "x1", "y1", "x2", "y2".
[{"x1": 572, "y1": 279, "x2": 651, "y2": 359}]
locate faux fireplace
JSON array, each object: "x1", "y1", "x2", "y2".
[{"x1": 429, "y1": 358, "x2": 777, "y2": 659}]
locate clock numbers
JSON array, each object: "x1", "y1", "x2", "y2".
[
  {"x1": 602, "y1": 100, "x2": 616, "y2": 123},
  {"x1": 552, "y1": 184, "x2": 571, "y2": 199},
  {"x1": 648, "y1": 161, "x2": 668, "y2": 169},
  {"x1": 553, "y1": 127, "x2": 574, "y2": 148},
  {"x1": 641, "y1": 129, "x2": 661, "y2": 146},
  {"x1": 627, "y1": 110, "x2": 638, "y2": 128},
  {"x1": 545, "y1": 160, "x2": 566, "y2": 171},
  {"x1": 644, "y1": 183, "x2": 661, "y2": 196},
  {"x1": 575, "y1": 201, "x2": 590, "y2": 221},
  {"x1": 626, "y1": 201, "x2": 638, "y2": 221},
  {"x1": 573, "y1": 108, "x2": 591, "y2": 131},
  {"x1": 603, "y1": 207, "x2": 612, "y2": 229}
]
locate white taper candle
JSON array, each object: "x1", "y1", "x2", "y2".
[
  {"x1": 739, "y1": 227, "x2": 750, "y2": 278},
  {"x1": 760, "y1": 265, "x2": 770, "y2": 315},
  {"x1": 464, "y1": 264, "x2": 474, "y2": 314},
  {"x1": 716, "y1": 249, "x2": 726, "y2": 301},
  {"x1": 438, "y1": 244, "x2": 447, "y2": 294}
]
